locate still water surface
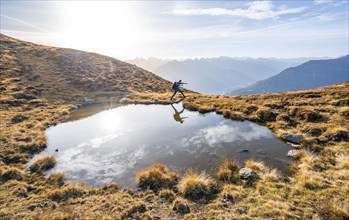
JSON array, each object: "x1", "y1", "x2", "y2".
[{"x1": 33, "y1": 103, "x2": 293, "y2": 187}]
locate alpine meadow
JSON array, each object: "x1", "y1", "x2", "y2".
[{"x1": 1, "y1": 1, "x2": 348, "y2": 219}]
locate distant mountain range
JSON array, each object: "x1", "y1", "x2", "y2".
[
  {"x1": 127, "y1": 57, "x2": 316, "y2": 94},
  {"x1": 126, "y1": 57, "x2": 169, "y2": 72},
  {"x1": 228, "y1": 55, "x2": 349, "y2": 95}
]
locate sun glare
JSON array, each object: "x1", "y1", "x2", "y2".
[
  {"x1": 98, "y1": 110, "x2": 125, "y2": 132},
  {"x1": 57, "y1": 2, "x2": 144, "y2": 58}
]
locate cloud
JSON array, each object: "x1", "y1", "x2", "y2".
[
  {"x1": 314, "y1": 0, "x2": 333, "y2": 4},
  {"x1": 314, "y1": 0, "x2": 348, "y2": 6},
  {"x1": 316, "y1": 13, "x2": 339, "y2": 22},
  {"x1": 171, "y1": 1, "x2": 307, "y2": 20},
  {"x1": 182, "y1": 121, "x2": 272, "y2": 148}
]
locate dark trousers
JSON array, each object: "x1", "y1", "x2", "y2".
[{"x1": 171, "y1": 89, "x2": 185, "y2": 100}]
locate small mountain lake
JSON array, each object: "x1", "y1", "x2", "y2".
[{"x1": 30, "y1": 103, "x2": 293, "y2": 187}]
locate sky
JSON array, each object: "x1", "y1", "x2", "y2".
[{"x1": 1, "y1": 0, "x2": 348, "y2": 60}]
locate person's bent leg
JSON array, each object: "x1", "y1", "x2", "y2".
[
  {"x1": 179, "y1": 90, "x2": 185, "y2": 97},
  {"x1": 171, "y1": 90, "x2": 177, "y2": 100}
]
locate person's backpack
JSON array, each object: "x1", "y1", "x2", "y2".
[{"x1": 172, "y1": 82, "x2": 177, "y2": 90}]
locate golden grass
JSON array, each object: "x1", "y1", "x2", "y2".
[
  {"x1": 244, "y1": 160, "x2": 266, "y2": 172},
  {"x1": 261, "y1": 168, "x2": 281, "y2": 182},
  {"x1": 220, "y1": 184, "x2": 245, "y2": 202},
  {"x1": 1, "y1": 34, "x2": 349, "y2": 219},
  {"x1": 178, "y1": 171, "x2": 218, "y2": 202},
  {"x1": 335, "y1": 153, "x2": 349, "y2": 169},
  {"x1": 29, "y1": 156, "x2": 56, "y2": 173},
  {"x1": 0, "y1": 166, "x2": 25, "y2": 183},
  {"x1": 172, "y1": 197, "x2": 190, "y2": 214},
  {"x1": 48, "y1": 173, "x2": 65, "y2": 187},
  {"x1": 159, "y1": 189, "x2": 176, "y2": 202},
  {"x1": 217, "y1": 160, "x2": 239, "y2": 183},
  {"x1": 49, "y1": 184, "x2": 85, "y2": 201},
  {"x1": 136, "y1": 164, "x2": 179, "y2": 191}
]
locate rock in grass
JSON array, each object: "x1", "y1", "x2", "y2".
[
  {"x1": 238, "y1": 168, "x2": 258, "y2": 181},
  {"x1": 287, "y1": 150, "x2": 299, "y2": 158},
  {"x1": 83, "y1": 97, "x2": 95, "y2": 105},
  {"x1": 238, "y1": 149, "x2": 250, "y2": 154},
  {"x1": 287, "y1": 143, "x2": 302, "y2": 149},
  {"x1": 282, "y1": 134, "x2": 302, "y2": 144},
  {"x1": 68, "y1": 104, "x2": 79, "y2": 110}
]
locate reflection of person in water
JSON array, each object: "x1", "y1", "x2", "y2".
[{"x1": 171, "y1": 104, "x2": 188, "y2": 124}]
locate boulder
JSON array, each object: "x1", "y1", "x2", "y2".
[
  {"x1": 282, "y1": 134, "x2": 302, "y2": 144},
  {"x1": 287, "y1": 150, "x2": 299, "y2": 158},
  {"x1": 83, "y1": 97, "x2": 95, "y2": 105},
  {"x1": 119, "y1": 98, "x2": 128, "y2": 104},
  {"x1": 239, "y1": 168, "x2": 258, "y2": 180},
  {"x1": 68, "y1": 104, "x2": 79, "y2": 110},
  {"x1": 287, "y1": 143, "x2": 302, "y2": 149},
  {"x1": 238, "y1": 149, "x2": 250, "y2": 154}
]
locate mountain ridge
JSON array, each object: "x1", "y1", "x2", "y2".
[{"x1": 229, "y1": 55, "x2": 349, "y2": 95}]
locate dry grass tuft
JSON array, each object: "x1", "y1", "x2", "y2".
[
  {"x1": 49, "y1": 184, "x2": 85, "y2": 201},
  {"x1": 99, "y1": 182, "x2": 119, "y2": 194},
  {"x1": 220, "y1": 184, "x2": 245, "y2": 202},
  {"x1": 159, "y1": 189, "x2": 176, "y2": 202},
  {"x1": 314, "y1": 199, "x2": 349, "y2": 220},
  {"x1": 178, "y1": 171, "x2": 218, "y2": 201},
  {"x1": 0, "y1": 166, "x2": 25, "y2": 183},
  {"x1": 335, "y1": 153, "x2": 349, "y2": 169},
  {"x1": 29, "y1": 156, "x2": 56, "y2": 173},
  {"x1": 2, "y1": 180, "x2": 29, "y2": 197},
  {"x1": 48, "y1": 173, "x2": 65, "y2": 187},
  {"x1": 261, "y1": 168, "x2": 281, "y2": 182},
  {"x1": 217, "y1": 160, "x2": 239, "y2": 183},
  {"x1": 256, "y1": 108, "x2": 278, "y2": 122},
  {"x1": 172, "y1": 197, "x2": 190, "y2": 214},
  {"x1": 121, "y1": 201, "x2": 147, "y2": 219},
  {"x1": 244, "y1": 160, "x2": 266, "y2": 172},
  {"x1": 136, "y1": 164, "x2": 179, "y2": 191}
]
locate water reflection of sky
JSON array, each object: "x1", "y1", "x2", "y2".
[
  {"x1": 183, "y1": 121, "x2": 272, "y2": 148},
  {"x1": 29, "y1": 103, "x2": 292, "y2": 187}
]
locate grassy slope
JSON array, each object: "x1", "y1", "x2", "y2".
[
  {"x1": 1, "y1": 35, "x2": 348, "y2": 219},
  {"x1": 0, "y1": 34, "x2": 172, "y2": 103}
]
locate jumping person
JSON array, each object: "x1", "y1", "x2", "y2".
[{"x1": 170, "y1": 80, "x2": 187, "y2": 100}]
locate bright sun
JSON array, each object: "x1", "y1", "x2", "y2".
[{"x1": 57, "y1": 1, "x2": 144, "y2": 58}]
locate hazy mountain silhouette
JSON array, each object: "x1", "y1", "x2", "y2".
[
  {"x1": 126, "y1": 57, "x2": 169, "y2": 72},
  {"x1": 127, "y1": 57, "x2": 314, "y2": 94},
  {"x1": 229, "y1": 55, "x2": 349, "y2": 95}
]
